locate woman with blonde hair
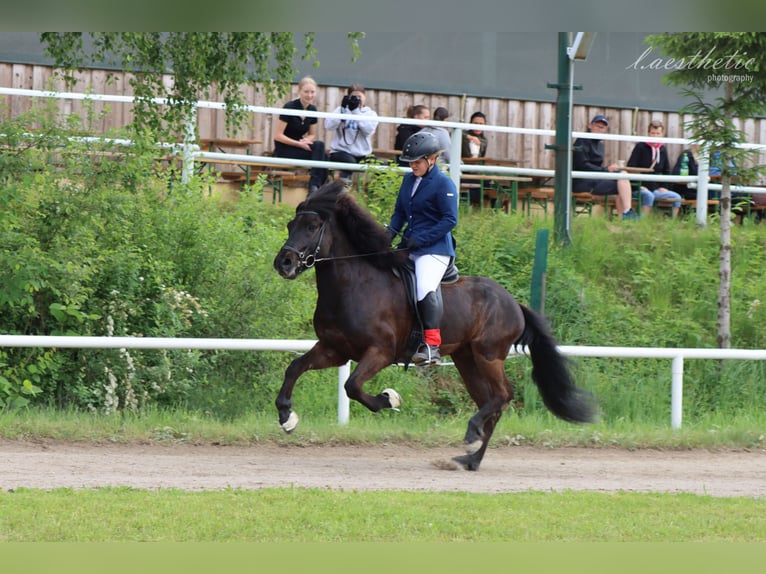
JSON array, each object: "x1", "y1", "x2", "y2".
[{"x1": 273, "y1": 76, "x2": 328, "y2": 195}]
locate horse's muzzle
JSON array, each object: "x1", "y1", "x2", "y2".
[{"x1": 274, "y1": 248, "x2": 301, "y2": 279}]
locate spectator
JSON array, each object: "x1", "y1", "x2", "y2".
[
  {"x1": 627, "y1": 119, "x2": 683, "y2": 217},
  {"x1": 324, "y1": 83, "x2": 378, "y2": 185},
  {"x1": 421, "y1": 106, "x2": 452, "y2": 164},
  {"x1": 461, "y1": 111, "x2": 488, "y2": 159},
  {"x1": 572, "y1": 114, "x2": 638, "y2": 220},
  {"x1": 460, "y1": 111, "x2": 489, "y2": 207},
  {"x1": 272, "y1": 76, "x2": 329, "y2": 196},
  {"x1": 395, "y1": 104, "x2": 430, "y2": 166}
]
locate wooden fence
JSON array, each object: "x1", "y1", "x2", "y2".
[{"x1": 3, "y1": 62, "x2": 766, "y2": 173}]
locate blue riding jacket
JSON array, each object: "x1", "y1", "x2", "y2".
[{"x1": 388, "y1": 163, "x2": 458, "y2": 257}]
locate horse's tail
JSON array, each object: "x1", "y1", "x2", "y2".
[{"x1": 517, "y1": 304, "x2": 597, "y2": 424}]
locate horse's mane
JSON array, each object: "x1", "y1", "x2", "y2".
[{"x1": 298, "y1": 180, "x2": 407, "y2": 269}]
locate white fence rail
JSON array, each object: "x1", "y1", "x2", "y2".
[
  {"x1": 5, "y1": 86, "x2": 766, "y2": 228},
  {"x1": 1, "y1": 335, "x2": 765, "y2": 429}
]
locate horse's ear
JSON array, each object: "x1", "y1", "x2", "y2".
[
  {"x1": 325, "y1": 179, "x2": 346, "y2": 197},
  {"x1": 335, "y1": 188, "x2": 356, "y2": 212}
]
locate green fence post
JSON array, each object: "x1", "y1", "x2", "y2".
[{"x1": 530, "y1": 228, "x2": 549, "y2": 313}]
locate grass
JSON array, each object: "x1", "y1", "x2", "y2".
[
  {"x1": 1, "y1": 406, "x2": 765, "y2": 450},
  {"x1": 1, "y1": 486, "x2": 765, "y2": 542}
]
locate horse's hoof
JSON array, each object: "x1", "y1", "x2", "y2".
[
  {"x1": 381, "y1": 388, "x2": 401, "y2": 411},
  {"x1": 464, "y1": 439, "x2": 483, "y2": 454},
  {"x1": 452, "y1": 454, "x2": 481, "y2": 472},
  {"x1": 280, "y1": 411, "x2": 299, "y2": 433}
]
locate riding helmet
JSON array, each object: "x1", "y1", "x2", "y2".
[{"x1": 399, "y1": 131, "x2": 442, "y2": 163}]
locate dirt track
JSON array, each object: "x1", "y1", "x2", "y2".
[{"x1": 1, "y1": 440, "x2": 765, "y2": 498}]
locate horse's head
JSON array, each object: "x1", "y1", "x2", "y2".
[
  {"x1": 273, "y1": 208, "x2": 329, "y2": 279},
  {"x1": 273, "y1": 181, "x2": 343, "y2": 279},
  {"x1": 274, "y1": 179, "x2": 407, "y2": 279}
]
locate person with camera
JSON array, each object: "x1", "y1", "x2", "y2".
[
  {"x1": 324, "y1": 83, "x2": 378, "y2": 185},
  {"x1": 386, "y1": 131, "x2": 458, "y2": 366},
  {"x1": 272, "y1": 76, "x2": 328, "y2": 195}
]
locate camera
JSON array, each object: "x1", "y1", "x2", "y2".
[{"x1": 341, "y1": 94, "x2": 361, "y2": 111}]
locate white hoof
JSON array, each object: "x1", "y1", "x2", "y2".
[
  {"x1": 381, "y1": 388, "x2": 401, "y2": 411},
  {"x1": 465, "y1": 439, "x2": 483, "y2": 454},
  {"x1": 280, "y1": 411, "x2": 299, "y2": 433}
]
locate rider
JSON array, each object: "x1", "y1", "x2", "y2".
[{"x1": 386, "y1": 131, "x2": 458, "y2": 366}]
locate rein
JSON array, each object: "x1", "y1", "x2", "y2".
[{"x1": 283, "y1": 209, "x2": 401, "y2": 270}]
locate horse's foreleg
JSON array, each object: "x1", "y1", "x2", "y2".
[
  {"x1": 343, "y1": 348, "x2": 401, "y2": 412},
  {"x1": 276, "y1": 342, "x2": 346, "y2": 433}
]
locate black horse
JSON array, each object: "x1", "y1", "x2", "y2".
[{"x1": 273, "y1": 181, "x2": 595, "y2": 470}]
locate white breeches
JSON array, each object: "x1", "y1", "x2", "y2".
[{"x1": 412, "y1": 253, "x2": 451, "y2": 300}]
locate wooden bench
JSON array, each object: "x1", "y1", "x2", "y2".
[
  {"x1": 572, "y1": 192, "x2": 595, "y2": 216},
  {"x1": 460, "y1": 174, "x2": 533, "y2": 212},
  {"x1": 229, "y1": 168, "x2": 310, "y2": 203},
  {"x1": 196, "y1": 155, "x2": 311, "y2": 202},
  {"x1": 515, "y1": 187, "x2": 554, "y2": 216}
]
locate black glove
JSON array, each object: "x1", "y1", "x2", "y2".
[
  {"x1": 406, "y1": 236, "x2": 419, "y2": 250},
  {"x1": 385, "y1": 227, "x2": 397, "y2": 244}
]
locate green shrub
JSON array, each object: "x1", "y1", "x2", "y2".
[{"x1": 2, "y1": 104, "x2": 766, "y2": 424}]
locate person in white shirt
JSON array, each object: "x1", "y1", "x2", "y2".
[
  {"x1": 324, "y1": 83, "x2": 378, "y2": 184},
  {"x1": 420, "y1": 106, "x2": 452, "y2": 164}
]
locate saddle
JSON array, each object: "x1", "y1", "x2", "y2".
[{"x1": 392, "y1": 259, "x2": 459, "y2": 365}]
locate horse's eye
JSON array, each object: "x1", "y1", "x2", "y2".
[{"x1": 307, "y1": 223, "x2": 318, "y2": 233}]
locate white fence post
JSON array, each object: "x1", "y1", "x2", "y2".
[
  {"x1": 671, "y1": 355, "x2": 684, "y2": 429},
  {"x1": 181, "y1": 106, "x2": 197, "y2": 184},
  {"x1": 337, "y1": 361, "x2": 351, "y2": 425},
  {"x1": 696, "y1": 151, "x2": 710, "y2": 227},
  {"x1": 449, "y1": 127, "x2": 463, "y2": 199}
]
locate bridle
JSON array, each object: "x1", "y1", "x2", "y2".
[
  {"x1": 281, "y1": 209, "x2": 406, "y2": 272},
  {"x1": 281, "y1": 210, "x2": 327, "y2": 270}
]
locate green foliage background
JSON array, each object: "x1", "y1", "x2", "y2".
[{"x1": 2, "y1": 103, "x2": 766, "y2": 427}]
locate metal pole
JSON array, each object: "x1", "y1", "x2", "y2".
[{"x1": 552, "y1": 32, "x2": 574, "y2": 245}]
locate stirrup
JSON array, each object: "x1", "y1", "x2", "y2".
[{"x1": 412, "y1": 344, "x2": 440, "y2": 366}]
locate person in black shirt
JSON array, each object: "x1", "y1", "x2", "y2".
[
  {"x1": 273, "y1": 76, "x2": 328, "y2": 195},
  {"x1": 572, "y1": 115, "x2": 638, "y2": 220},
  {"x1": 394, "y1": 104, "x2": 429, "y2": 166}
]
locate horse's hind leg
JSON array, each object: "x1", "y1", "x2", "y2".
[
  {"x1": 276, "y1": 341, "x2": 346, "y2": 433},
  {"x1": 452, "y1": 404, "x2": 505, "y2": 471},
  {"x1": 450, "y1": 350, "x2": 512, "y2": 471}
]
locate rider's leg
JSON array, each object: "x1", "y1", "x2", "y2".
[
  {"x1": 413, "y1": 289, "x2": 443, "y2": 365},
  {"x1": 412, "y1": 254, "x2": 450, "y2": 365}
]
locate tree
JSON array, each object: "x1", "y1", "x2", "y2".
[
  {"x1": 646, "y1": 33, "x2": 766, "y2": 349},
  {"x1": 40, "y1": 32, "x2": 363, "y2": 139}
]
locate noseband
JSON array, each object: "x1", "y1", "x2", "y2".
[{"x1": 282, "y1": 210, "x2": 327, "y2": 270}]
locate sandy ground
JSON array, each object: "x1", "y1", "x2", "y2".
[{"x1": 1, "y1": 440, "x2": 765, "y2": 498}]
